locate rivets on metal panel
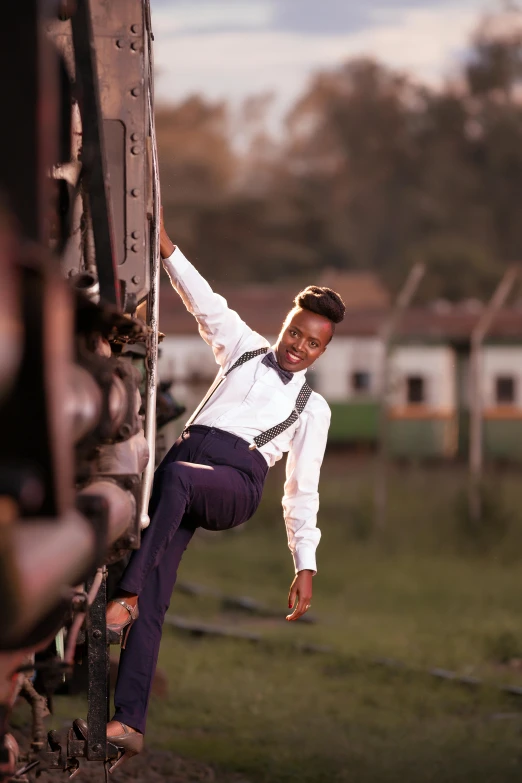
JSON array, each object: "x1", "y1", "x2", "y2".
[
  {"x1": 131, "y1": 87, "x2": 141, "y2": 97},
  {"x1": 131, "y1": 42, "x2": 139, "y2": 52},
  {"x1": 130, "y1": 133, "x2": 141, "y2": 142},
  {"x1": 131, "y1": 146, "x2": 141, "y2": 155},
  {"x1": 131, "y1": 189, "x2": 140, "y2": 198},
  {"x1": 131, "y1": 245, "x2": 139, "y2": 253},
  {"x1": 131, "y1": 231, "x2": 140, "y2": 239},
  {"x1": 116, "y1": 39, "x2": 125, "y2": 48},
  {"x1": 132, "y1": 275, "x2": 141, "y2": 285},
  {"x1": 131, "y1": 24, "x2": 140, "y2": 34}
]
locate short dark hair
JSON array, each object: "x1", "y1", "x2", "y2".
[{"x1": 294, "y1": 285, "x2": 346, "y2": 326}]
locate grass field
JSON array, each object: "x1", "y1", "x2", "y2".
[{"x1": 55, "y1": 455, "x2": 522, "y2": 782}]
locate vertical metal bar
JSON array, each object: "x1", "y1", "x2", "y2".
[
  {"x1": 139, "y1": 14, "x2": 160, "y2": 530},
  {"x1": 374, "y1": 263, "x2": 425, "y2": 530},
  {"x1": 71, "y1": 0, "x2": 120, "y2": 309},
  {"x1": 86, "y1": 568, "x2": 109, "y2": 761},
  {"x1": 468, "y1": 266, "x2": 518, "y2": 522},
  {"x1": 468, "y1": 339, "x2": 482, "y2": 523},
  {"x1": 0, "y1": 0, "x2": 58, "y2": 245}
]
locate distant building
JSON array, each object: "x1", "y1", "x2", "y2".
[
  {"x1": 318, "y1": 268, "x2": 390, "y2": 310},
  {"x1": 158, "y1": 280, "x2": 522, "y2": 461}
]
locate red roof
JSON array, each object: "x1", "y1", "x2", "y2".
[
  {"x1": 392, "y1": 307, "x2": 522, "y2": 341},
  {"x1": 159, "y1": 282, "x2": 522, "y2": 341},
  {"x1": 160, "y1": 282, "x2": 296, "y2": 337}
]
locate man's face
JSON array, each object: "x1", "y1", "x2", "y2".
[{"x1": 275, "y1": 307, "x2": 332, "y2": 373}]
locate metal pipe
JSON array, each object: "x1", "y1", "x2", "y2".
[
  {"x1": 468, "y1": 266, "x2": 519, "y2": 522},
  {"x1": 64, "y1": 567, "x2": 105, "y2": 665},
  {"x1": 60, "y1": 102, "x2": 83, "y2": 276},
  {"x1": 66, "y1": 364, "x2": 103, "y2": 442},
  {"x1": 70, "y1": 270, "x2": 100, "y2": 303},
  {"x1": 0, "y1": 512, "x2": 96, "y2": 648},
  {"x1": 374, "y1": 262, "x2": 425, "y2": 531},
  {"x1": 95, "y1": 430, "x2": 149, "y2": 475},
  {"x1": 20, "y1": 676, "x2": 50, "y2": 751},
  {"x1": 107, "y1": 374, "x2": 127, "y2": 434},
  {"x1": 138, "y1": 76, "x2": 161, "y2": 531},
  {"x1": 0, "y1": 209, "x2": 22, "y2": 403},
  {"x1": 77, "y1": 480, "x2": 136, "y2": 545},
  {"x1": 0, "y1": 650, "x2": 28, "y2": 708}
]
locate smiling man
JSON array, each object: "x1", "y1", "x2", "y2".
[{"x1": 100, "y1": 215, "x2": 345, "y2": 762}]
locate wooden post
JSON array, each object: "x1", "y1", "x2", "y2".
[
  {"x1": 468, "y1": 266, "x2": 518, "y2": 523},
  {"x1": 374, "y1": 263, "x2": 425, "y2": 531}
]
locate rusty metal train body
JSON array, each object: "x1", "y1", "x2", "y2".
[{"x1": 0, "y1": 1, "x2": 162, "y2": 778}]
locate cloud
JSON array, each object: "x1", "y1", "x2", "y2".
[
  {"x1": 273, "y1": 0, "x2": 462, "y2": 36},
  {"x1": 153, "y1": 0, "x2": 489, "y2": 35},
  {"x1": 151, "y1": 1, "x2": 274, "y2": 34},
  {"x1": 154, "y1": 3, "x2": 486, "y2": 115}
]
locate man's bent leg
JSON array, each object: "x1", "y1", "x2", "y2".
[
  {"x1": 112, "y1": 521, "x2": 195, "y2": 735},
  {"x1": 120, "y1": 456, "x2": 261, "y2": 595},
  {"x1": 119, "y1": 461, "x2": 195, "y2": 596},
  {"x1": 112, "y1": 437, "x2": 265, "y2": 734}
]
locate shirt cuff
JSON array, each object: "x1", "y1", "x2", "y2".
[
  {"x1": 163, "y1": 246, "x2": 191, "y2": 277},
  {"x1": 293, "y1": 546, "x2": 317, "y2": 575}
]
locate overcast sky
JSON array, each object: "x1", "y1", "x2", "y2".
[{"x1": 152, "y1": 0, "x2": 494, "y2": 114}]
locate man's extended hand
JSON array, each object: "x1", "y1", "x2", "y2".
[
  {"x1": 159, "y1": 207, "x2": 175, "y2": 260},
  {"x1": 286, "y1": 569, "x2": 313, "y2": 621}
]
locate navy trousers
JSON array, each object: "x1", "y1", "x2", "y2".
[{"x1": 113, "y1": 425, "x2": 268, "y2": 734}]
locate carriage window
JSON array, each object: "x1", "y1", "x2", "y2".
[
  {"x1": 406, "y1": 376, "x2": 425, "y2": 404},
  {"x1": 352, "y1": 371, "x2": 371, "y2": 393},
  {"x1": 496, "y1": 376, "x2": 516, "y2": 405}
]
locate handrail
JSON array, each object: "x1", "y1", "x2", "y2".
[{"x1": 139, "y1": 4, "x2": 161, "y2": 529}]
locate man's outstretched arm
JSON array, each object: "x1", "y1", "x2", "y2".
[{"x1": 160, "y1": 211, "x2": 264, "y2": 369}]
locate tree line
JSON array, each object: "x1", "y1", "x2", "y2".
[{"x1": 157, "y1": 7, "x2": 522, "y2": 302}]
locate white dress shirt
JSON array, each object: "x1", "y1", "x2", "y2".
[{"x1": 163, "y1": 248, "x2": 331, "y2": 574}]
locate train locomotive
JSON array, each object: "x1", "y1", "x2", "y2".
[{"x1": 0, "y1": 0, "x2": 165, "y2": 778}]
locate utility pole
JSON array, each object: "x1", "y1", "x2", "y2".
[
  {"x1": 468, "y1": 266, "x2": 518, "y2": 523},
  {"x1": 374, "y1": 262, "x2": 425, "y2": 531}
]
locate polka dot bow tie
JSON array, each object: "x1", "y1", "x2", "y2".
[{"x1": 262, "y1": 352, "x2": 293, "y2": 384}]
